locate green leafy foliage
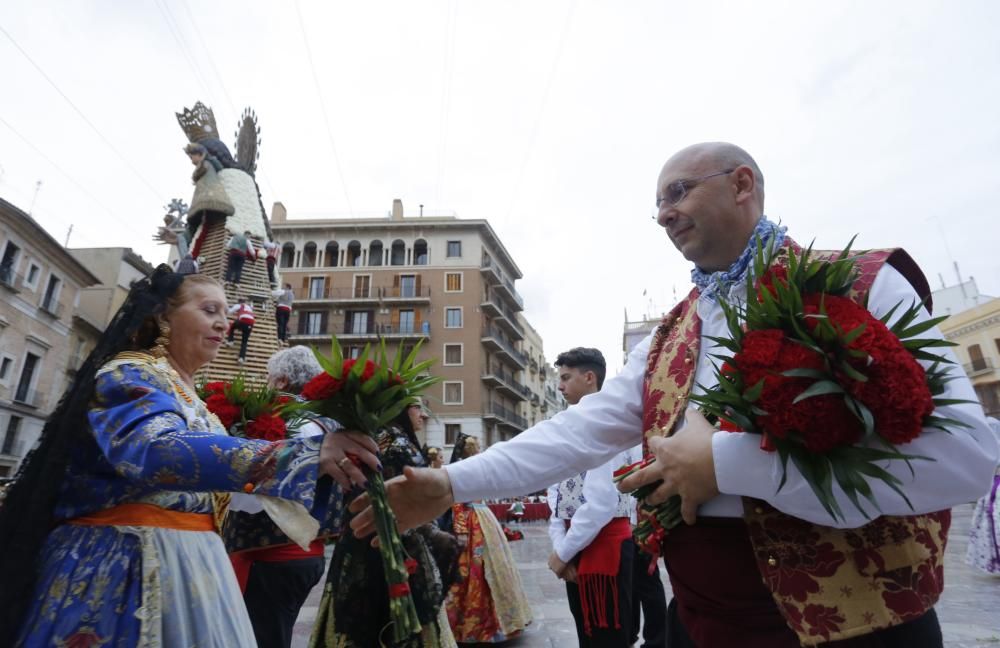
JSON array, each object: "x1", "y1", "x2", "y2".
[{"x1": 690, "y1": 238, "x2": 969, "y2": 523}]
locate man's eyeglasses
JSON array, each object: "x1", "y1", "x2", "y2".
[{"x1": 655, "y1": 169, "x2": 735, "y2": 210}]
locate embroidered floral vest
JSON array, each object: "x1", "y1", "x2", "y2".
[
  {"x1": 554, "y1": 460, "x2": 634, "y2": 520},
  {"x1": 640, "y1": 242, "x2": 949, "y2": 644}
]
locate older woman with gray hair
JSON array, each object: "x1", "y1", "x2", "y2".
[{"x1": 226, "y1": 345, "x2": 357, "y2": 648}]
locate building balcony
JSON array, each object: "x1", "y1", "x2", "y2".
[
  {"x1": 298, "y1": 286, "x2": 381, "y2": 305},
  {"x1": 492, "y1": 278, "x2": 523, "y2": 312},
  {"x1": 481, "y1": 364, "x2": 531, "y2": 402},
  {"x1": 483, "y1": 401, "x2": 527, "y2": 432},
  {"x1": 66, "y1": 354, "x2": 84, "y2": 374},
  {"x1": 479, "y1": 259, "x2": 523, "y2": 311},
  {"x1": 291, "y1": 320, "x2": 430, "y2": 343},
  {"x1": 480, "y1": 326, "x2": 528, "y2": 369},
  {"x1": 298, "y1": 285, "x2": 431, "y2": 306},
  {"x1": 0, "y1": 438, "x2": 26, "y2": 458},
  {"x1": 39, "y1": 300, "x2": 64, "y2": 319},
  {"x1": 11, "y1": 388, "x2": 42, "y2": 409},
  {"x1": 379, "y1": 285, "x2": 431, "y2": 304},
  {"x1": 479, "y1": 294, "x2": 502, "y2": 319},
  {"x1": 964, "y1": 358, "x2": 997, "y2": 378},
  {"x1": 481, "y1": 295, "x2": 524, "y2": 340},
  {"x1": 0, "y1": 268, "x2": 23, "y2": 293}
]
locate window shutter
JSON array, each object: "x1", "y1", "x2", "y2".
[
  {"x1": 324, "y1": 276, "x2": 331, "y2": 298},
  {"x1": 321, "y1": 311, "x2": 329, "y2": 332},
  {"x1": 301, "y1": 277, "x2": 308, "y2": 294},
  {"x1": 391, "y1": 308, "x2": 400, "y2": 330},
  {"x1": 415, "y1": 274, "x2": 422, "y2": 295}
]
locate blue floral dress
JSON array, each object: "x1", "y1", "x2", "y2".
[{"x1": 16, "y1": 352, "x2": 341, "y2": 647}]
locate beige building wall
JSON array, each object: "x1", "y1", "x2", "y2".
[
  {"x1": 1, "y1": 199, "x2": 100, "y2": 477},
  {"x1": 518, "y1": 316, "x2": 564, "y2": 427},
  {"x1": 939, "y1": 297, "x2": 1000, "y2": 418},
  {"x1": 69, "y1": 247, "x2": 153, "y2": 328},
  {"x1": 271, "y1": 200, "x2": 540, "y2": 454}
]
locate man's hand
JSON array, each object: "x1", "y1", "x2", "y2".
[
  {"x1": 548, "y1": 552, "x2": 568, "y2": 578},
  {"x1": 616, "y1": 409, "x2": 720, "y2": 524},
  {"x1": 548, "y1": 552, "x2": 578, "y2": 582},
  {"x1": 349, "y1": 466, "x2": 454, "y2": 538},
  {"x1": 319, "y1": 431, "x2": 380, "y2": 490}
]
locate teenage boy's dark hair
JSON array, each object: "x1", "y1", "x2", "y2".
[{"x1": 554, "y1": 347, "x2": 606, "y2": 389}]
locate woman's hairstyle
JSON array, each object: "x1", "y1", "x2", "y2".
[
  {"x1": 0, "y1": 265, "x2": 209, "y2": 636},
  {"x1": 448, "y1": 432, "x2": 475, "y2": 464},
  {"x1": 184, "y1": 142, "x2": 207, "y2": 156},
  {"x1": 266, "y1": 346, "x2": 323, "y2": 394}
]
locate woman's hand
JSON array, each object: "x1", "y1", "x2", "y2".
[{"x1": 319, "y1": 430, "x2": 380, "y2": 490}]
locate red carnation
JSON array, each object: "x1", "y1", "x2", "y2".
[
  {"x1": 342, "y1": 358, "x2": 377, "y2": 382},
  {"x1": 204, "y1": 393, "x2": 241, "y2": 430},
  {"x1": 245, "y1": 412, "x2": 288, "y2": 442},
  {"x1": 756, "y1": 266, "x2": 789, "y2": 301},
  {"x1": 301, "y1": 372, "x2": 343, "y2": 400},
  {"x1": 735, "y1": 330, "x2": 863, "y2": 453},
  {"x1": 203, "y1": 381, "x2": 227, "y2": 395}
]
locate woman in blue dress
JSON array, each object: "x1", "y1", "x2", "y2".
[{"x1": 0, "y1": 266, "x2": 378, "y2": 647}]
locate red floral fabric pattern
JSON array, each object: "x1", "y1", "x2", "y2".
[{"x1": 643, "y1": 242, "x2": 950, "y2": 644}]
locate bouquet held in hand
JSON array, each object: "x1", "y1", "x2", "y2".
[
  {"x1": 618, "y1": 238, "x2": 970, "y2": 549},
  {"x1": 198, "y1": 375, "x2": 295, "y2": 441},
  {"x1": 300, "y1": 338, "x2": 440, "y2": 644}
]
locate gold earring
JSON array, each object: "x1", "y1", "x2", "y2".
[{"x1": 153, "y1": 321, "x2": 171, "y2": 358}]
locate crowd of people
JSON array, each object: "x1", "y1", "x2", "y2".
[{"x1": 0, "y1": 141, "x2": 998, "y2": 648}]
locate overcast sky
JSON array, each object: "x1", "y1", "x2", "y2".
[{"x1": 2, "y1": 1, "x2": 999, "y2": 370}]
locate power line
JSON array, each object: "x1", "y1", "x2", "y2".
[
  {"x1": 503, "y1": 0, "x2": 577, "y2": 226},
  {"x1": 0, "y1": 114, "x2": 148, "y2": 239},
  {"x1": 151, "y1": 0, "x2": 217, "y2": 104},
  {"x1": 435, "y1": 0, "x2": 458, "y2": 204},
  {"x1": 293, "y1": 0, "x2": 354, "y2": 216},
  {"x1": 0, "y1": 24, "x2": 164, "y2": 201}
]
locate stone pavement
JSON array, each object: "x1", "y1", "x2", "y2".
[{"x1": 293, "y1": 503, "x2": 1000, "y2": 646}]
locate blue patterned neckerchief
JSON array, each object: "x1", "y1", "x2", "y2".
[{"x1": 690, "y1": 215, "x2": 787, "y2": 302}]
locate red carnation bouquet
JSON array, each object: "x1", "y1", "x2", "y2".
[
  {"x1": 618, "y1": 238, "x2": 969, "y2": 548},
  {"x1": 197, "y1": 375, "x2": 296, "y2": 442},
  {"x1": 299, "y1": 337, "x2": 439, "y2": 643}
]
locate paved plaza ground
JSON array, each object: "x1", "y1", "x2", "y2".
[{"x1": 292, "y1": 503, "x2": 1000, "y2": 647}]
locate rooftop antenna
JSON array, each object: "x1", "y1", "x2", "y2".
[
  {"x1": 28, "y1": 180, "x2": 42, "y2": 215},
  {"x1": 64, "y1": 224, "x2": 73, "y2": 247},
  {"x1": 954, "y1": 262, "x2": 966, "y2": 298},
  {"x1": 419, "y1": 204, "x2": 424, "y2": 217}
]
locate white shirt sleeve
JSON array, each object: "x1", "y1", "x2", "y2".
[
  {"x1": 546, "y1": 484, "x2": 565, "y2": 548},
  {"x1": 713, "y1": 263, "x2": 1000, "y2": 527},
  {"x1": 447, "y1": 334, "x2": 652, "y2": 502},
  {"x1": 553, "y1": 459, "x2": 620, "y2": 563}
]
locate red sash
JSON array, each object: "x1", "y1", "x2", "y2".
[{"x1": 574, "y1": 517, "x2": 632, "y2": 635}]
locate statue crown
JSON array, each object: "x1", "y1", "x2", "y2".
[{"x1": 175, "y1": 101, "x2": 219, "y2": 143}]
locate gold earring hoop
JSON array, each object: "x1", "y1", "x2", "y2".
[{"x1": 153, "y1": 321, "x2": 171, "y2": 358}]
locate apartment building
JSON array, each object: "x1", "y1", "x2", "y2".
[
  {"x1": 938, "y1": 296, "x2": 1000, "y2": 419},
  {"x1": 270, "y1": 199, "x2": 556, "y2": 452},
  {"x1": 518, "y1": 317, "x2": 565, "y2": 428},
  {"x1": 0, "y1": 198, "x2": 101, "y2": 476}
]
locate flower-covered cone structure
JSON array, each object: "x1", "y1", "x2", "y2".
[{"x1": 168, "y1": 101, "x2": 282, "y2": 382}]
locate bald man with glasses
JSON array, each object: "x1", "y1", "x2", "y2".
[{"x1": 352, "y1": 142, "x2": 998, "y2": 648}]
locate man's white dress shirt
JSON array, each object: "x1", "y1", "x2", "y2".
[
  {"x1": 447, "y1": 265, "x2": 999, "y2": 528},
  {"x1": 547, "y1": 448, "x2": 635, "y2": 563}
]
